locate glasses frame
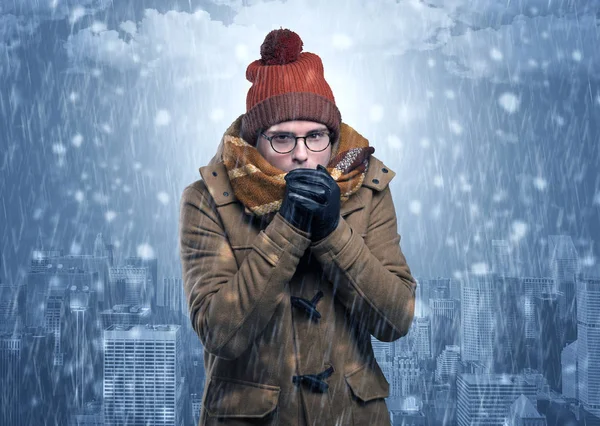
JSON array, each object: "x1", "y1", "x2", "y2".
[{"x1": 260, "y1": 130, "x2": 332, "y2": 154}]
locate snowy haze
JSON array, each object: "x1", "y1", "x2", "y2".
[{"x1": 1, "y1": 0, "x2": 599, "y2": 285}]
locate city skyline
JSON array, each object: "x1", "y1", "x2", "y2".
[{"x1": 2, "y1": 231, "x2": 599, "y2": 425}]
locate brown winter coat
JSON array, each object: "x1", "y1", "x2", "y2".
[{"x1": 179, "y1": 116, "x2": 417, "y2": 426}]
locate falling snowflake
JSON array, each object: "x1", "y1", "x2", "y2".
[
  {"x1": 72, "y1": 134, "x2": 83, "y2": 147},
  {"x1": 489, "y1": 48, "x2": 503, "y2": 61},
  {"x1": 157, "y1": 192, "x2": 170, "y2": 205},
  {"x1": 448, "y1": 120, "x2": 463, "y2": 135},
  {"x1": 498, "y1": 92, "x2": 520, "y2": 114},
  {"x1": 533, "y1": 177, "x2": 548, "y2": 191},
  {"x1": 509, "y1": 220, "x2": 528, "y2": 243},
  {"x1": 105, "y1": 211, "x2": 117, "y2": 222},
  {"x1": 471, "y1": 262, "x2": 489, "y2": 275},
  {"x1": 155, "y1": 109, "x2": 171, "y2": 126},
  {"x1": 137, "y1": 243, "x2": 156, "y2": 260},
  {"x1": 409, "y1": 200, "x2": 422, "y2": 215}
]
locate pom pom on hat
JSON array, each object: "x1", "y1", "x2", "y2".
[{"x1": 260, "y1": 28, "x2": 303, "y2": 65}]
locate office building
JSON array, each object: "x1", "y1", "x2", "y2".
[
  {"x1": 456, "y1": 374, "x2": 537, "y2": 426},
  {"x1": 104, "y1": 324, "x2": 184, "y2": 425}
]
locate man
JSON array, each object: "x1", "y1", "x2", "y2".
[{"x1": 179, "y1": 28, "x2": 417, "y2": 426}]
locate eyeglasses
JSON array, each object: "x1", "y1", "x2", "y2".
[{"x1": 260, "y1": 130, "x2": 332, "y2": 154}]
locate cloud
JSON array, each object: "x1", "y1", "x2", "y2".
[
  {"x1": 0, "y1": 14, "x2": 38, "y2": 75},
  {"x1": 441, "y1": 13, "x2": 600, "y2": 82},
  {"x1": 0, "y1": 1, "x2": 112, "y2": 76},
  {"x1": 65, "y1": 8, "x2": 259, "y2": 78},
  {"x1": 65, "y1": 0, "x2": 459, "y2": 75},
  {"x1": 0, "y1": 0, "x2": 112, "y2": 20}
]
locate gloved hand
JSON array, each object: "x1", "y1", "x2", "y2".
[
  {"x1": 310, "y1": 165, "x2": 341, "y2": 241},
  {"x1": 279, "y1": 168, "x2": 327, "y2": 234},
  {"x1": 279, "y1": 165, "x2": 340, "y2": 241}
]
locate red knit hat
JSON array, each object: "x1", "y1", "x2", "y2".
[{"x1": 240, "y1": 28, "x2": 342, "y2": 146}]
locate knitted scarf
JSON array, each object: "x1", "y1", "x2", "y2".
[{"x1": 221, "y1": 119, "x2": 375, "y2": 218}]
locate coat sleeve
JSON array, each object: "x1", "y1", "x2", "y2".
[
  {"x1": 310, "y1": 185, "x2": 417, "y2": 342},
  {"x1": 179, "y1": 182, "x2": 311, "y2": 360}
]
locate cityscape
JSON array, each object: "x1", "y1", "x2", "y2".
[{"x1": 1, "y1": 232, "x2": 598, "y2": 425}]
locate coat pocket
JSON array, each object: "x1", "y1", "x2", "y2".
[
  {"x1": 344, "y1": 363, "x2": 391, "y2": 425},
  {"x1": 203, "y1": 376, "x2": 280, "y2": 420}
]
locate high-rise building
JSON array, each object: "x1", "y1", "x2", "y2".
[
  {"x1": 493, "y1": 276, "x2": 527, "y2": 373},
  {"x1": 461, "y1": 273, "x2": 494, "y2": 369},
  {"x1": 0, "y1": 329, "x2": 58, "y2": 425},
  {"x1": 104, "y1": 324, "x2": 184, "y2": 425},
  {"x1": 431, "y1": 298, "x2": 460, "y2": 360},
  {"x1": 436, "y1": 345, "x2": 460, "y2": 384},
  {"x1": 456, "y1": 374, "x2": 537, "y2": 426},
  {"x1": 577, "y1": 274, "x2": 600, "y2": 417},
  {"x1": 0, "y1": 283, "x2": 19, "y2": 333},
  {"x1": 94, "y1": 233, "x2": 114, "y2": 267},
  {"x1": 29, "y1": 247, "x2": 109, "y2": 307},
  {"x1": 561, "y1": 341, "x2": 577, "y2": 400},
  {"x1": 66, "y1": 286, "x2": 100, "y2": 408},
  {"x1": 535, "y1": 293, "x2": 561, "y2": 392},
  {"x1": 123, "y1": 257, "x2": 158, "y2": 310},
  {"x1": 414, "y1": 317, "x2": 432, "y2": 360},
  {"x1": 395, "y1": 354, "x2": 420, "y2": 397},
  {"x1": 371, "y1": 336, "x2": 393, "y2": 363},
  {"x1": 549, "y1": 235, "x2": 578, "y2": 345},
  {"x1": 430, "y1": 278, "x2": 451, "y2": 300},
  {"x1": 108, "y1": 266, "x2": 151, "y2": 309},
  {"x1": 163, "y1": 277, "x2": 187, "y2": 315},
  {"x1": 26, "y1": 264, "x2": 97, "y2": 329},
  {"x1": 414, "y1": 277, "x2": 451, "y2": 317},
  {"x1": 492, "y1": 239, "x2": 518, "y2": 277},
  {"x1": 522, "y1": 278, "x2": 554, "y2": 340},
  {"x1": 45, "y1": 285, "x2": 69, "y2": 366}
]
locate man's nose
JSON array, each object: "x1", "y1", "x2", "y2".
[{"x1": 292, "y1": 138, "x2": 309, "y2": 161}]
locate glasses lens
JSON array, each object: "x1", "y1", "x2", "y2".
[
  {"x1": 271, "y1": 134, "x2": 296, "y2": 153},
  {"x1": 305, "y1": 132, "x2": 330, "y2": 152}
]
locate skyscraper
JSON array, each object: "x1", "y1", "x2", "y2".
[
  {"x1": 461, "y1": 273, "x2": 494, "y2": 369},
  {"x1": 561, "y1": 341, "x2": 577, "y2": 400},
  {"x1": 124, "y1": 256, "x2": 158, "y2": 310},
  {"x1": 0, "y1": 330, "x2": 58, "y2": 425},
  {"x1": 577, "y1": 274, "x2": 600, "y2": 417},
  {"x1": 549, "y1": 235, "x2": 578, "y2": 345},
  {"x1": 108, "y1": 266, "x2": 151, "y2": 309},
  {"x1": 104, "y1": 324, "x2": 184, "y2": 425},
  {"x1": 492, "y1": 239, "x2": 517, "y2": 276},
  {"x1": 414, "y1": 316, "x2": 432, "y2": 361},
  {"x1": 535, "y1": 293, "x2": 561, "y2": 393},
  {"x1": 431, "y1": 298, "x2": 460, "y2": 360},
  {"x1": 163, "y1": 276, "x2": 187, "y2": 315},
  {"x1": 0, "y1": 282, "x2": 18, "y2": 333},
  {"x1": 66, "y1": 286, "x2": 100, "y2": 408},
  {"x1": 435, "y1": 345, "x2": 460, "y2": 384}
]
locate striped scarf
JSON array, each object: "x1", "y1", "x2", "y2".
[{"x1": 221, "y1": 117, "x2": 375, "y2": 218}]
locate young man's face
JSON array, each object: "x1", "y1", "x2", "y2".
[{"x1": 256, "y1": 120, "x2": 332, "y2": 172}]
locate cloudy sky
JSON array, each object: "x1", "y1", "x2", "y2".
[{"x1": 1, "y1": 0, "x2": 599, "y2": 287}]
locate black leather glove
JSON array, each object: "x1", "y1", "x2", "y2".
[
  {"x1": 310, "y1": 165, "x2": 341, "y2": 241},
  {"x1": 279, "y1": 166, "x2": 340, "y2": 240},
  {"x1": 279, "y1": 168, "x2": 328, "y2": 234}
]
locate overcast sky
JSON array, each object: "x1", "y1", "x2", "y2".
[{"x1": 1, "y1": 0, "x2": 599, "y2": 287}]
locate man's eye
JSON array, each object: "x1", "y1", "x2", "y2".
[
  {"x1": 307, "y1": 132, "x2": 324, "y2": 139},
  {"x1": 274, "y1": 135, "x2": 293, "y2": 141}
]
